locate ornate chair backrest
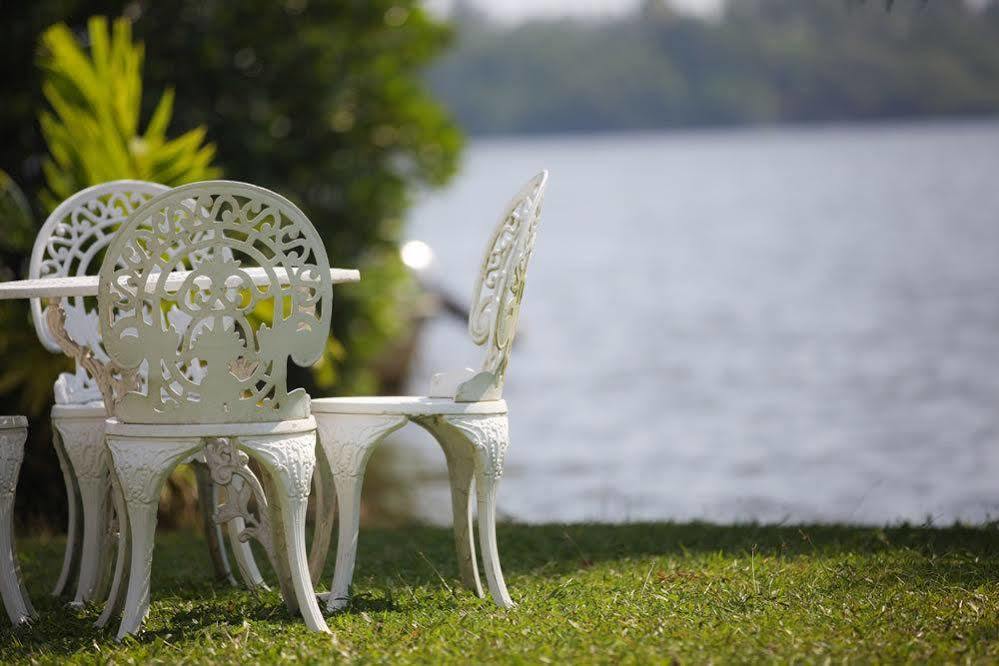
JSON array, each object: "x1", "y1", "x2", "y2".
[
  {"x1": 97, "y1": 181, "x2": 333, "y2": 425},
  {"x1": 456, "y1": 170, "x2": 548, "y2": 402},
  {"x1": 30, "y1": 180, "x2": 170, "y2": 405}
]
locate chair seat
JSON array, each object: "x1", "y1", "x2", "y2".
[
  {"x1": 51, "y1": 402, "x2": 107, "y2": 419},
  {"x1": 310, "y1": 396, "x2": 507, "y2": 416},
  {"x1": 104, "y1": 415, "x2": 316, "y2": 438},
  {"x1": 0, "y1": 416, "x2": 27, "y2": 429}
]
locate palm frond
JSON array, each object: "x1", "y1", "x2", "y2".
[{"x1": 37, "y1": 16, "x2": 221, "y2": 209}]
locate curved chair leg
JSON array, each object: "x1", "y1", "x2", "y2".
[
  {"x1": 193, "y1": 462, "x2": 238, "y2": 587},
  {"x1": 257, "y1": 467, "x2": 298, "y2": 611},
  {"x1": 0, "y1": 421, "x2": 33, "y2": 626},
  {"x1": 106, "y1": 436, "x2": 201, "y2": 640},
  {"x1": 241, "y1": 433, "x2": 328, "y2": 633},
  {"x1": 307, "y1": 442, "x2": 337, "y2": 586},
  {"x1": 54, "y1": 417, "x2": 110, "y2": 606},
  {"x1": 434, "y1": 414, "x2": 514, "y2": 608},
  {"x1": 71, "y1": 475, "x2": 109, "y2": 607},
  {"x1": 326, "y1": 471, "x2": 361, "y2": 611},
  {"x1": 315, "y1": 414, "x2": 406, "y2": 612},
  {"x1": 415, "y1": 416, "x2": 483, "y2": 597},
  {"x1": 50, "y1": 424, "x2": 81, "y2": 598},
  {"x1": 474, "y1": 465, "x2": 513, "y2": 609},
  {"x1": 96, "y1": 469, "x2": 129, "y2": 629},
  {"x1": 224, "y1": 474, "x2": 268, "y2": 591},
  {"x1": 91, "y1": 479, "x2": 118, "y2": 604}
]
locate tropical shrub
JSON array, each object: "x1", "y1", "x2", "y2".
[
  {"x1": 0, "y1": 14, "x2": 222, "y2": 524},
  {"x1": 37, "y1": 17, "x2": 219, "y2": 210},
  {"x1": 0, "y1": 2, "x2": 461, "y2": 526}
]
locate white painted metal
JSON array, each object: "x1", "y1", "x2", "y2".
[
  {"x1": 0, "y1": 416, "x2": 34, "y2": 627},
  {"x1": 26, "y1": 181, "x2": 263, "y2": 603},
  {"x1": 50, "y1": 405, "x2": 111, "y2": 606},
  {"x1": 96, "y1": 181, "x2": 333, "y2": 638},
  {"x1": 315, "y1": 413, "x2": 407, "y2": 608},
  {"x1": 0, "y1": 267, "x2": 360, "y2": 300},
  {"x1": 192, "y1": 461, "x2": 239, "y2": 587},
  {"x1": 457, "y1": 171, "x2": 548, "y2": 401},
  {"x1": 310, "y1": 171, "x2": 548, "y2": 611},
  {"x1": 309, "y1": 396, "x2": 508, "y2": 416},
  {"x1": 30, "y1": 181, "x2": 170, "y2": 358},
  {"x1": 29, "y1": 181, "x2": 167, "y2": 603},
  {"x1": 20, "y1": 181, "x2": 358, "y2": 604},
  {"x1": 97, "y1": 181, "x2": 334, "y2": 425}
]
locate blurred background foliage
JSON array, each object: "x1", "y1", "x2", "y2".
[
  {"x1": 431, "y1": 0, "x2": 999, "y2": 134},
  {"x1": 7, "y1": 0, "x2": 996, "y2": 529},
  {"x1": 38, "y1": 17, "x2": 220, "y2": 209},
  {"x1": 1, "y1": 0, "x2": 462, "y2": 527}
]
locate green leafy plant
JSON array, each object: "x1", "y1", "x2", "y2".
[
  {"x1": 0, "y1": 15, "x2": 225, "y2": 525},
  {"x1": 6, "y1": 15, "x2": 223, "y2": 415},
  {"x1": 2, "y1": 4, "x2": 462, "y2": 528},
  {"x1": 37, "y1": 16, "x2": 219, "y2": 210}
]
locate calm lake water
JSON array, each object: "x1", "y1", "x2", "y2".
[{"x1": 394, "y1": 119, "x2": 999, "y2": 525}]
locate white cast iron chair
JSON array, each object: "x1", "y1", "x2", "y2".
[
  {"x1": 96, "y1": 181, "x2": 332, "y2": 638},
  {"x1": 29, "y1": 181, "x2": 264, "y2": 607},
  {"x1": 310, "y1": 170, "x2": 548, "y2": 611},
  {"x1": 0, "y1": 416, "x2": 34, "y2": 626}
]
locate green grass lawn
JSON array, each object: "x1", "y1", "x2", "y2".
[{"x1": 3, "y1": 522, "x2": 999, "y2": 663}]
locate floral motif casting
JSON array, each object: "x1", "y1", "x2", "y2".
[
  {"x1": 466, "y1": 172, "x2": 548, "y2": 395},
  {"x1": 97, "y1": 181, "x2": 333, "y2": 424}
]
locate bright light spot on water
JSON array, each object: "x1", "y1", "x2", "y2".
[{"x1": 401, "y1": 240, "x2": 434, "y2": 271}]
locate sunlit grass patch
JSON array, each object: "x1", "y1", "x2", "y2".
[{"x1": 3, "y1": 522, "x2": 999, "y2": 663}]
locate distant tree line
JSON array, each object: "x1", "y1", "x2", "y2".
[{"x1": 428, "y1": 0, "x2": 999, "y2": 134}]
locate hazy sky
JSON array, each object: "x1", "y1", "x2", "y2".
[{"x1": 428, "y1": 0, "x2": 725, "y2": 21}]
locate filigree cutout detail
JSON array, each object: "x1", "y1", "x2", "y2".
[
  {"x1": 30, "y1": 181, "x2": 169, "y2": 405},
  {"x1": 465, "y1": 172, "x2": 548, "y2": 397},
  {"x1": 203, "y1": 437, "x2": 276, "y2": 569},
  {"x1": 45, "y1": 301, "x2": 140, "y2": 412},
  {"x1": 97, "y1": 181, "x2": 333, "y2": 424}
]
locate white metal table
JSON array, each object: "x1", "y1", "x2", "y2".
[
  {"x1": 0, "y1": 267, "x2": 361, "y2": 299},
  {"x1": 0, "y1": 267, "x2": 361, "y2": 407}
]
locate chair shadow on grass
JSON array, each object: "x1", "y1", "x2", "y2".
[
  {"x1": 345, "y1": 520, "x2": 999, "y2": 597},
  {"x1": 5, "y1": 520, "x2": 999, "y2": 650}
]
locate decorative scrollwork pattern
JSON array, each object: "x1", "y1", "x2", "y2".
[
  {"x1": 97, "y1": 181, "x2": 333, "y2": 424},
  {"x1": 45, "y1": 301, "x2": 140, "y2": 411},
  {"x1": 467, "y1": 171, "x2": 548, "y2": 394},
  {"x1": 203, "y1": 437, "x2": 277, "y2": 569},
  {"x1": 240, "y1": 434, "x2": 318, "y2": 500},
  {"x1": 442, "y1": 415, "x2": 510, "y2": 480},
  {"x1": 105, "y1": 438, "x2": 200, "y2": 504},
  {"x1": 29, "y1": 181, "x2": 169, "y2": 405},
  {"x1": 318, "y1": 415, "x2": 406, "y2": 479}
]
